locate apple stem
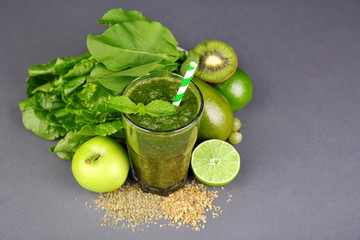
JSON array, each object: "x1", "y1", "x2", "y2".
[{"x1": 84, "y1": 154, "x2": 101, "y2": 164}]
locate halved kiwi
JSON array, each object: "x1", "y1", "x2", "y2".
[{"x1": 193, "y1": 40, "x2": 237, "y2": 83}]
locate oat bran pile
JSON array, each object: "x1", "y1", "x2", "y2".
[{"x1": 91, "y1": 179, "x2": 230, "y2": 231}]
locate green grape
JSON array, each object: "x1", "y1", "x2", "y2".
[
  {"x1": 232, "y1": 117, "x2": 242, "y2": 132},
  {"x1": 229, "y1": 131, "x2": 243, "y2": 144}
]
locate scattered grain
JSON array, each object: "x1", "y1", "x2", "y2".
[
  {"x1": 91, "y1": 178, "x2": 231, "y2": 231},
  {"x1": 161, "y1": 180, "x2": 219, "y2": 231},
  {"x1": 94, "y1": 182, "x2": 162, "y2": 229}
]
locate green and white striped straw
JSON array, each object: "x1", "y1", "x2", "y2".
[{"x1": 172, "y1": 62, "x2": 198, "y2": 106}]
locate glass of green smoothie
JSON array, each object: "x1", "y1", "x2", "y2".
[{"x1": 121, "y1": 72, "x2": 204, "y2": 195}]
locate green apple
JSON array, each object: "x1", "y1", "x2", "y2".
[{"x1": 71, "y1": 136, "x2": 130, "y2": 193}]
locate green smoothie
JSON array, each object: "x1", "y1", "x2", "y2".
[
  {"x1": 126, "y1": 77, "x2": 199, "y2": 131},
  {"x1": 122, "y1": 72, "x2": 204, "y2": 195}
]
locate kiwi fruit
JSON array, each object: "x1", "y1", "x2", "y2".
[{"x1": 193, "y1": 40, "x2": 237, "y2": 83}]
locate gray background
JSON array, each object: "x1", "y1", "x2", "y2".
[{"x1": 1, "y1": 0, "x2": 359, "y2": 239}]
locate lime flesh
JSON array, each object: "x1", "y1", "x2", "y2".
[{"x1": 191, "y1": 140, "x2": 240, "y2": 186}]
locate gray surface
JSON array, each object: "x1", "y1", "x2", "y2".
[{"x1": 1, "y1": 0, "x2": 360, "y2": 239}]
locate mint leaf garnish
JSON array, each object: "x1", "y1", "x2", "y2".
[
  {"x1": 137, "y1": 103, "x2": 146, "y2": 115},
  {"x1": 106, "y1": 96, "x2": 138, "y2": 114},
  {"x1": 106, "y1": 96, "x2": 177, "y2": 117},
  {"x1": 145, "y1": 100, "x2": 177, "y2": 117}
]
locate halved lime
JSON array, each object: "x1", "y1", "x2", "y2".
[{"x1": 191, "y1": 140, "x2": 240, "y2": 186}]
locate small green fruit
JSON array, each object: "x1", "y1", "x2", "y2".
[
  {"x1": 229, "y1": 131, "x2": 243, "y2": 144},
  {"x1": 213, "y1": 68, "x2": 253, "y2": 111},
  {"x1": 232, "y1": 117, "x2": 242, "y2": 132}
]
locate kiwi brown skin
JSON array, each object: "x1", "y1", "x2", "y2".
[
  {"x1": 198, "y1": 64, "x2": 237, "y2": 83},
  {"x1": 193, "y1": 40, "x2": 238, "y2": 83}
]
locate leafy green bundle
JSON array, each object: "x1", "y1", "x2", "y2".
[{"x1": 19, "y1": 8, "x2": 185, "y2": 159}]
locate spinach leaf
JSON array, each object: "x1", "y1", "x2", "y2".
[
  {"x1": 88, "y1": 61, "x2": 167, "y2": 92},
  {"x1": 98, "y1": 8, "x2": 148, "y2": 25},
  {"x1": 87, "y1": 21, "x2": 183, "y2": 71}
]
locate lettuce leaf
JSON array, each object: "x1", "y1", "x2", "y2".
[
  {"x1": 50, "y1": 120, "x2": 124, "y2": 159},
  {"x1": 19, "y1": 96, "x2": 67, "y2": 140},
  {"x1": 28, "y1": 53, "x2": 91, "y2": 76}
]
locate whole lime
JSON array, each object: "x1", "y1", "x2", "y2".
[
  {"x1": 192, "y1": 77, "x2": 233, "y2": 141},
  {"x1": 213, "y1": 68, "x2": 253, "y2": 111}
]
